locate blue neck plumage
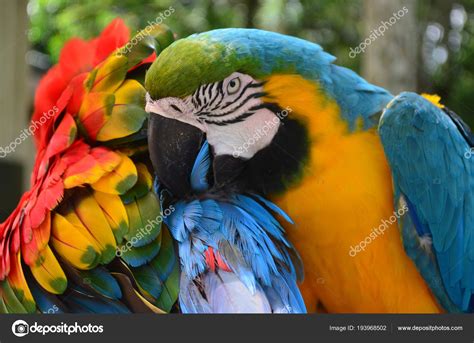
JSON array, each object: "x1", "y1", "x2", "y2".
[{"x1": 154, "y1": 141, "x2": 306, "y2": 313}]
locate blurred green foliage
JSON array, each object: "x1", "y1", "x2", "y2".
[
  {"x1": 27, "y1": 0, "x2": 474, "y2": 125},
  {"x1": 430, "y1": 0, "x2": 474, "y2": 123},
  {"x1": 27, "y1": 0, "x2": 363, "y2": 68}
]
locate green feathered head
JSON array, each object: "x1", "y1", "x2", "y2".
[
  {"x1": 146, "y1": 34, "x2": 249, "y2": 99},
  {"x1": 145, "y1": 28, "x2": 333, "y2": 100}
]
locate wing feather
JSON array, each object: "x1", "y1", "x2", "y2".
[{"x1": 380, "y1": 92, "x2": 474, "y2": 311}]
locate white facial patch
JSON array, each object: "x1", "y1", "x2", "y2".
[
  {"x1": 145, "y1": 93, "x2": 206, "y2": 132},
  {"x1": 207, "y1": 107, "x2": 280, "y2": 159}
]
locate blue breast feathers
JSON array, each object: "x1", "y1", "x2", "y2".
[{"x1": 155, "y1": 141, "x2": 306, "y2": 313}]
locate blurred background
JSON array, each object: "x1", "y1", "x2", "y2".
[{"x1": 0, "y1": 0, "x2": 473, "y2": 220}]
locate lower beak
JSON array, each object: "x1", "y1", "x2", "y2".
[{"x1": 148, "y1": 114, "x2": 204, "y2": 198}]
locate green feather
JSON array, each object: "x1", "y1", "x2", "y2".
[
  {"x1": 120, "y1": 164, "x2": 153, "y2": 205},
  {"x1": 150, "y1": 227, "x2": 176, "y2": 280},
  {"x1": 130, "y1": 265, "x2": 163, "y2": 300},
  {"x1": 155, "y1": 263, "x2": 179, "y2": 312},
  {"x1": 123, "y1": 191, "x2": 162, "y2": 247},
  {"x1": 0, "y1": 295, "x2": 9, "y2": 313},
  {"x1": 119, "y1": 24, "x2": 175, "y2": 69},
  {"x1": 0, "y1": 281, "x2": 28, "y2": 314},
  {"x1": 119, "y1": 232, "x2": 162, "y2": 267}
]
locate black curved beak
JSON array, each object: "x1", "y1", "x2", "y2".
[{"x1": 148, "y1": 114, "x2": 204, "y2": 198}]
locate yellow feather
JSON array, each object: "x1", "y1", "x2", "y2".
[
  {"x1": 421, "y1": 93, "x2": 445, "y2": 108},
  {"x1": 92, "y1": 153, "x2": 138, "y2": 195},
  {"x1": 29, "y1": 245, "x2": 67, "y2": 295},
  {"x1": 87, "y1": 54, "x2": 128, "y2": 93},
  {"x1": 72, "y1": 191, "x2": 117, "y2": 264},
  {"x1": 136, "y1": 163, "x2": 153, "y2": 190},
  {"x1": 77, "y1": 92, "x2": 114, "y2": 122},
  {"x1": 95, "y1": 79, "x2": 147, "y2": 141},
  {"x1": 113, "y1": 79, "x2": 146, "y2": 107},
  {"x1": 61, "y1": 208, "x2": 103, "y2": 254},
  {"x1": 50, "y1": 213, "x2": 100, "y2": 270},
  {"x1": 93, "y1": 190, "x2": 129, "y2": 244}
]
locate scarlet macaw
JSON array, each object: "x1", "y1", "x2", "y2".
[
  {"x1": 0, "y1": 20, "x2": 181, "y2": 313},
  {"x1": 0, "y1": 22, "x2": 305, "y2": 314}
]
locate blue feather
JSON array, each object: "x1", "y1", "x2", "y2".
[
  {"x1": 190, "y1": 141, "x2": 211, "y2": 192},
  {"x1": 197, "y1": 199, "x2": 223, "y2": 234},
  {"x1": 166, "y1": 201, "x2": 203, "y2": 242},
  {"x1": 29, "y1": 281, "x2": 66, "y2": 314},
  {"x1": 65, "y1": 292, "x2": 130, "y2": 314},
  {"x1": 380, "y1": 92, "x2": 474, "y2": 312},
  {"x1": 77, "y1": 267, "x2": 122, "y2": 300},
  {"x1": 252, "y1": 194, "x2": 294, "y2": 224}
]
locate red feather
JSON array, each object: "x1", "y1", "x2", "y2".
[
  {"x1": 0, "y1": 18, "x2": 154, "y2": 284},
  {"x1": 66, "y1": 73, "x2": 88, "y2": 115},
  {"x1": 57, "y1": 38, "x2": 95, "y2": 80},
  {"x1": 32, "y1": 66, "x2": 68, "y2": 146},
  {"x1": 205, "y1": 247, "x2": 217, "y2": 272},
  {"x1": 93, "y1": 18, "x2": 130, "y2": 65},
  {"x1": 60, "y1": 140, "x2": 91, "y2": 166},
  {"x1": 21, "y1": 228, "x2": 39, "y2": 266},
  {"x1": 205, "y1": 247, "x2": 231, "y2": 272},
  {"x1": 45, "y1": 113, "x2": 77, "y2": 160}
]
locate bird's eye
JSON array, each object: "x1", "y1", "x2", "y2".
[{"x1": 227, "y1": 77, "x2": 241, "y2": 95}]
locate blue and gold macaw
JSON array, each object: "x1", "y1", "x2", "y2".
[{"x1": 145, "y1": 28, "x2": 474, "y2": 313}]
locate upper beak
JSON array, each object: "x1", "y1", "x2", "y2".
[{"x1": 148, "y1": 113, "x2": 204, "y2": 198}]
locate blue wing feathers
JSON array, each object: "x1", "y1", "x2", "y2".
[{"x1": 380, "y1": 92, "x2": 474, "y2": 312}]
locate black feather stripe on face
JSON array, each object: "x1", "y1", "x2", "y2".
[
  {"x1": 206, "y1": 103, "x2": 279, "y2": 126},
  {"x1": 207, "y1": 81, "x2": 224, "y2": 110},
  {"x1": 192, "y1": 78, "x2": 267, "y2": 125},
  {"x1": 219, "y1": 82, "x2": 265, "y2": 111}
]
